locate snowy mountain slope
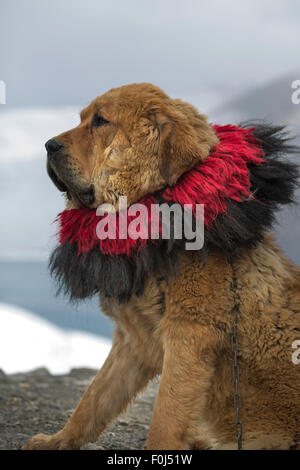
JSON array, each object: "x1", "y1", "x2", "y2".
[{"x1": 0, "y1": 302, "x2": 111, "y2": 374}]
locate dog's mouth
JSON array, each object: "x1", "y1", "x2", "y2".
[
  {"x1": 47, "y1": 161, "x2": 95, "y2": 207},
  {"x1": 47, "y1": 161, "x2": 69, "y2": 193}
]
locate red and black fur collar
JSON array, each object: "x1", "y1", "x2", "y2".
[{"x1": 50, "y1": 123, "x2": 299, "y2": 302}]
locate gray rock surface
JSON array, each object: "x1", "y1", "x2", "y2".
[{"x1": 0, "y1": 367, "x2": 158, "y2": 450}]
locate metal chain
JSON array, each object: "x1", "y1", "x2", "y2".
[{"x1": 230, "y1": 262, "x2": 243, "y2": 450}]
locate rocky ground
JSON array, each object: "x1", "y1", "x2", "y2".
[{"x1": 0, "y1": 367, "x2": 158, "y2": 450}]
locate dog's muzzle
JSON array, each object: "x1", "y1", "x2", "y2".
[{"x1": 45, "y1": 139, "x2": 95, "y2": 205}]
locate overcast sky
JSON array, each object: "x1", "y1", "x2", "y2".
[{"x1": 1, "y1": 0, "x2": 300, "y2": 110}]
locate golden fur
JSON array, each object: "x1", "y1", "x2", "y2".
[{"x1": 23, "y1": 84, "x2": 300, "y2": 450}]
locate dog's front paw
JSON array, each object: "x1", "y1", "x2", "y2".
[{"x1": 22, "y1": 432, "x2": 79, "y2": 450}]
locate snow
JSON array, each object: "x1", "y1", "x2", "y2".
[{"x1": 0, "y1": 302, "x2": 112, "y2": 375}]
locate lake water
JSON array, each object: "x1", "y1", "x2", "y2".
[{"x1": 0, "y1": 260, "x2": 114, "y2": 339}]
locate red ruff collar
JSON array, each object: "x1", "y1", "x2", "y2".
[{"x1": 57, "y1": 125, "x2": 264, "y2": 257}]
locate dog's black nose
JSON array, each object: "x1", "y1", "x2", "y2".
[{"x1": 45, "y1": 139, "x2": 63, "y2": 154}]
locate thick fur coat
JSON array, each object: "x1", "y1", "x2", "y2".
[{"x1": 23, "y1": 84, "x2": 300, "y2": 450}]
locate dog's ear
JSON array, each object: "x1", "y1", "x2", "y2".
[{"x1": 156, "y1": 100, "x2": 218, "y2": 186}]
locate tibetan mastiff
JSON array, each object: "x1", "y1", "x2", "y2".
[{"x1": 23, "y1": 83, "x2": 300, "y2": 450}]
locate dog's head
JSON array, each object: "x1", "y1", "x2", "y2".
[{"x1": 46, "y1": 83, "x2": 218, "y2": 209}]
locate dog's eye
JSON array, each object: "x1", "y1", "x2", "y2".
[{"x1": 92, "y1": 113, "x2": 109, "y2": 127}]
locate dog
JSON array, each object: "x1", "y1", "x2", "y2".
[{"x1": 23, "y1": 83, "x2": 300, "y2": 450}]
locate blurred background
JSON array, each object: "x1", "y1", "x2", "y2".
[{"x1": 0, "y1": 0, "x2": 299, "y2": 374}]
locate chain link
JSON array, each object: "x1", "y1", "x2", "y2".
[{"x1": 230, "y1": 265, "x2": 243, "y2": 450}]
